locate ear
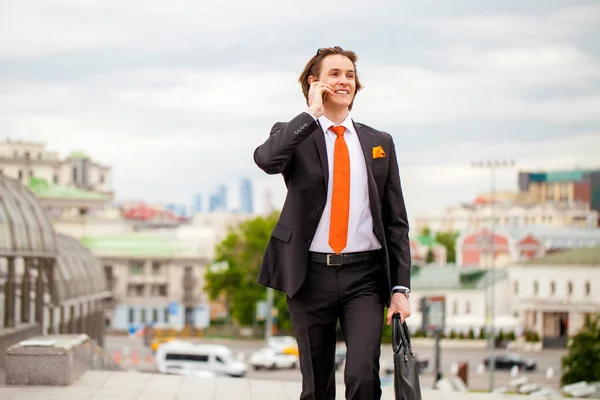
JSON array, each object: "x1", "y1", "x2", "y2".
[{"x1": 308, "y1": 75, "x2": 318, "y2": 84}]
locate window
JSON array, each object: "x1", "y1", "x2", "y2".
[
  {"x1": 153, "y1": 309, "x2": 158, "y2": 323},
  {"x1": 165, "y1": 354, "x2": 208, "y2": 362},
  {"x1": 159, "y1": 284, "x2": 168, "y2": 296},
  {"x1": 28, "y1": 171, "x2": 33, "y2": 178},
  {"x1": 140, "y1": 309, "x2": 146, "y2": 323},
  {"x1": 452, "y1": 301, "x2": 457, "y2": 315},
  {"x1": 514, "y1": 281, "x2": 519, "y2": 294},
  {"x1": 550, "y1": 281, "x2": 556, "y2": 295},
  {"x1": 128, "y1": 308, "x2": 135, "y2": 323},
  {"x1": 465, "y1": 302, "x2": 471, "y2": 314},
  {"x1": 216, "y1": 356, "x2": 224, "y2": 364},
  {"x1": 100, "y1": 174, "x2": 105, "y2": 184},
  {"x1": 585, "y1": 281, "x2": 591, "y2": 296},
  {"x1": 534, "y1": 281, "x2": 539, "y2": 295},
  {"x1": 53, "y1": 174, "x2": 59, "y2": 184},
  {"x1": 128, "y1": 261, "x2": 143, "y2": 275},
  {"x1": 567, "y1": 281, "x2": 573, "y2": 295},
  {"x1": 152, "y1": 262, "x2": 161, "y2": 275},
  {"x1": 164, "y1": 308, "x2": 169, "y2": 322},
  {"x1": 18, "y1": 170, "x2": 23, "y2": 180}
]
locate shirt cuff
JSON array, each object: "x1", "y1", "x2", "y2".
[{"x1": 392, "y1": 285, "x2": 409, "y2": 292}]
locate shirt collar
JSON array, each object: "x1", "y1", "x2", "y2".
[{"x1": 319, "y1": 114, "x2": 354, "y2": 135}]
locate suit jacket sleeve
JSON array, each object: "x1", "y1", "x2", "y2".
[
  {"x1": 254, "y1": 112, "x2": 319, "y2": 175},
  {"x1": 382, "y1": 136, "x2": 411, "y2": 289}
]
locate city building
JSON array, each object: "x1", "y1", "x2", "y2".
[
  {"x1": 192, "y1": 193, "x2": 203, "y2": 214},
  {"x1": 415, "y1": 200, "x2": 598, "y2": 234},
  {"x1": 456, "y1": 226, "x2": 600, "y2": 268},
  {"x1": 0, "y1": 140, "x2": 113, "y2": 197},
  {"x1": 518, "y1": 169, "x2": 600, "y2": 216},
  {"x1": 406, "y1": 266, "x2": 513, "y2": 335},
  {"x1": 0, "y1": 140, "x2": 114, "y2": 218},
  {"x1": 507, "y1": 247, "x2": 600, "y2": 347},
  {"x1": 0, "y1": 175, "x2": 109, "y2": 366},
  {"x1": 83, "y1": 234, "x2": 215, "y2": 332},
  {"x1": 208, "y1": 185, "x2": 227, "y2": 212},
  {"x1": 239, "y1": 178, "x2": 254, "y2": 214}
]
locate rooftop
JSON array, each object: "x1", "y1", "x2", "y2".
[
  {"x1": 410, "y1": 266, "x2": 507, "y2": 290},
  {"x1": 0, "y1": 370, "x2": 538, "y2": 399},
  {"x1": 82, "y1": 235, "x2": 198, "y2": 258},
  {"x1": 68, "y1": 150, "x2": 90, "y2": 159},
  {"x1": 28, "y1": 177, "x2": 107, "y2": 200},
  {"x1": 523, "y1": 247, "x2": 600, "y2": 266}
]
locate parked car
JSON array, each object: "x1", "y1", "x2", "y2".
[
  {"x1": 155, "y1": 341, "x2": 247, "y2": 377},
  {"x1": 249, "y1": 347, "x2": 297, "y2": 370},
  {"x1": 483, "y1": 352, "x2": 537, "y2": 371},
  {"x1": 267, "y1": 336, "x2": 299, "y2": 357}
]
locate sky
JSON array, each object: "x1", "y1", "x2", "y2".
[{"x1": 1, "y1": 0, "x2": 599, "y2": 223}]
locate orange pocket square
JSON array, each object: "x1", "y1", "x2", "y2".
[{"x1": 372, "y1": 146, "x2": 386, "y2": 159}]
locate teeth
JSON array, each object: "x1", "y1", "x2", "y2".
[{"x1": 335, "y1": 90, "x2": 349, "y2": 94}]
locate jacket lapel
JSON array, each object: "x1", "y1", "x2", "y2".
[
  {"x1": 312, "y1": 123, "x2": 329, "y2": 189},
  {"x1": 354, "y1": 122, "x2": 384, "y2": 240}
]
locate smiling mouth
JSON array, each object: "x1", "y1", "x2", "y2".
[{"x1": 334, "y1": 90, "x2": 349, "y2": 95}]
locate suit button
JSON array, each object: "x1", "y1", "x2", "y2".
[
  {"x1": 316, "y1": 205, "x2": 322, "y2": 211},
  {"x1": 305, "y1": 237, "x2": 312, "y2": 244}
]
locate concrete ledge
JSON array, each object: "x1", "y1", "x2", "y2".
[
  {"x1": 0, "y1": 323, "x2": 42, "y2": 368},
  {"x1": 5, "y1": 334, "x2": 92, "y2": 386}
]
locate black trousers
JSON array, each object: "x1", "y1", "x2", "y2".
[{"x1": 287, "y1": 258, "x2": 386, "y2": 400}]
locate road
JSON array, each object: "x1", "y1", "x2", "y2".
[{"x1": 104, "y1": 335, "x2": 567, "y2": 392}]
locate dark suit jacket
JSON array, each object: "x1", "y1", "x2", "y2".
[{"x1": 253, "y1": 112, "x2": 411, "y2": 306}]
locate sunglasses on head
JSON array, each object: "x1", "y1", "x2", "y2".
[{"x1": 315, "y1": 46, "x2": 343, "y2": 57}]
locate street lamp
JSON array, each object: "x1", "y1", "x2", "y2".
[{"x1": 471, "y1": 159, "x2": 515, "y2": 392}]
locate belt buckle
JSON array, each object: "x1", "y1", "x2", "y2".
[{"x1": 326, "y1": 254, "x2": 343, "y2": 266}]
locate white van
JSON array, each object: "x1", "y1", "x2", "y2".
[{"x1": 155, "y1": 341, "x2": 247, "y2": 378}]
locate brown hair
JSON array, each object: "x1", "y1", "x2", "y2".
[{"x1": 298, "y1": 46, "x2": 363, "y2": 110}]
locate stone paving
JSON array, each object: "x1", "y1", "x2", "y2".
[{"x1": 0, "y1": 371, "x2": 560, "y2": 400}]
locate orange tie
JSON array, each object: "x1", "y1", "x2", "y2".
[{"x1": 329, "y1": 126, "x2": 350, "y2": 254}]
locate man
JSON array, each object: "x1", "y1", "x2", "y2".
[{"x1": 254, "y1": 46, "x2": 411, "y2": 400}]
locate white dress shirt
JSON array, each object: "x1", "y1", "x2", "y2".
[{"x1": 308, "y1": 114, "x2": 381, "y2": 254}]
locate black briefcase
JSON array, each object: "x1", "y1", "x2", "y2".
[{"x1": 392, "y1": 313, "x2": 422, "y2": 400}]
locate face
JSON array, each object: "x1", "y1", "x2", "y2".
[{"x1": 310, "y1": 54, "x2": 356, "y2": 109}]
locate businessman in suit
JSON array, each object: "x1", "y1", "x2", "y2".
[{"x1": 254, "y1": 46, "x2": 411, "y2": 400}]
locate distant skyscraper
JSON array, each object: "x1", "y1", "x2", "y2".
[
  {"x1": 192, "y1": 193, "x2": 203, "y2": 214},
  {"x1": 178, "y1": 204, "x2": 187, "y2": 218},
  {"x1": 264, "y1": 187, "x2": 274, "y2": 215},
  {"x1": 239, "y1": 178, "x2": 253, "y2": 214},
  {"x1": 165, "y1": 203, "x2": 177, "y2": 214},
  {"x1": 209, "y1": 185, "x2": 227, "y2": 212}
]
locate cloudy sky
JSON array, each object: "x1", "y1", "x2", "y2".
[{"x1": 1, "y1": 0, "x2": 599, "y2": 222}]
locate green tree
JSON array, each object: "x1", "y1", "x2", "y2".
[
  {"x1": 204, "y1": 212, "x2": 292, "y2": 330},
  {"x1": 420, "y1": 226, "x2": 431, "y2": 237},
  {"x1": 434, "y1": 231, "x2": 459, "y2": 263},
  {"x1": 425, "y1": 248, "x2": 435, "y2": 263},
  {"x1": 561, "y1": 314, "x2": 600, "y2": 386}
]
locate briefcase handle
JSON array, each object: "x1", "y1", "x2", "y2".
[{"x1": 392, "y1": 312, "x2": 413, "y2": 357}]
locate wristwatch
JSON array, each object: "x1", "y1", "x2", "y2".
[{"x1": 392, "y1": 287, "x2": 411, "y2": 299}]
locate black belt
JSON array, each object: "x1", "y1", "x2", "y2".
[{"x1": 309, "y1": 250, "x2": 380, "y2": 266}]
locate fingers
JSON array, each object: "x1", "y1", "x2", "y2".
[
  {"x1": 386, "y1": 309, "x2": 409, "y2": 325},
  {"x1": 310, "y1": 81, "x2": 335, "y2": 96}
]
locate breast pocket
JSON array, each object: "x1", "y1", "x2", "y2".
[{"x1": 271, "y1": 224, "x2": 292, "y2": 243}]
